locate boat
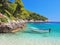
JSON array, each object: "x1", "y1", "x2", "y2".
[{"x1": 29, "y1": 27, "x2": 51, "y2": 33}]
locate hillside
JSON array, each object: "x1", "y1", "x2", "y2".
[{"x1": 0, "y1": 0, "x2": 48, "y2": 22}]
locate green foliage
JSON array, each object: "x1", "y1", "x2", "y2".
[
  {"x1": 0, "y1": 0, "x2": 48, "y2": 22},
  {"x1": 27, "y1": 12, "x2": 48, "y2": 21},
  {"x1": 0, "y1": 4, "x2": 2, "y2": 6},
  {"x1": 0, "y1": 18, "x2": 8, "y2": 23},
  {"x1": 9, "y1": 3, "x2": 17, "y2": 13}
]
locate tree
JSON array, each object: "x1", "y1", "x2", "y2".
[
  {"x1": 0, "y1": 0, "x2": 48, "y2": 21},
  {"x1": 0, "y1": 0, "x2": 15, "y2": 20}
]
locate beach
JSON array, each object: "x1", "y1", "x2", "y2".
[
  {"x1": 0, "y1": 0, "x2": 60, "y2": 45},
  {"x1": 0, "y1": 22, "x2": 60, "y2": 45},
  {"x1": 0, "y1": 34, "x2": 60, "y2": 45}
]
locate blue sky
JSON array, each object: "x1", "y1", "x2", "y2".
[{"x1": 10, "y1": 0, "x2": 60, "y2": 21}]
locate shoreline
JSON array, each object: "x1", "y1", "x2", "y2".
[
  {"x1": 11, "y1": 24, "x2": 26, "y2": 33},
  {"x1": 11, "y1": 28, "x2": 21, "y2": 33},
  {"x1": 27, "y1": 21, "x2": 60, "y2": 23},
  {"x1": 0, "y1": 35, "x2": 59, "y2": 45},
  {"x1": 0, "y1": 20, "x2": 59, "y2": 33},
  {"x1": 0, "y1": 20, "x2": 26, "y2": 33}
]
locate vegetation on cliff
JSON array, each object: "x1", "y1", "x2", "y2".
[{"x1": 0, "y1": 0, "x2": 48, "y2": 22}]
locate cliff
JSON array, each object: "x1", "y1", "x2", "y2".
[{"x1": 0, "y1": 0, "x2": 48, "y2": 22}]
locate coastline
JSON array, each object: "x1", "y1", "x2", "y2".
[
  {"x1": 0, "y1": 19, "x2": 59, "y2": 33},
  {"x1": 27, "y1": 21, "x2": 60, "y2": 23},
  {"x1": 0, "y1": 20, "x2": 26, "y2": 33},
  {"x1": 0, "y1": 21, "x2": 60, "y2": 45},
  {"x1": 11, "y1": 28, "x2": 21, "y2": 33},
  {"x1": 11, "y1": 24, "x2": 26, "y2": 33}
]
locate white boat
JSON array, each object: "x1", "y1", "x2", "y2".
[{"x1": 29, "y1": 27, "x2": 50, "y2": 33}]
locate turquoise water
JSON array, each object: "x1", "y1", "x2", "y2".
[
  {"x1": 26, "y1": 22, "x2": 60, "y2": 38},
  {"x1": 0, "y1": 22, "x2": 60, "y2": 38},
  {"x1": 0, "y1": 22, "x2": 60, "y2": 45}
]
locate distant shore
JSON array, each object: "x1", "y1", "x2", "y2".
[
  {"x1": 26, "y1": 20, "x2": 60, "y2": 23},
  {"x1": 26, "y1": 20, "x2": 48, "y2": 23}
]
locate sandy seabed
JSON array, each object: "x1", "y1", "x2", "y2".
[{"x1": 0, "y1": 37, "x2": 60, "y2": 45}]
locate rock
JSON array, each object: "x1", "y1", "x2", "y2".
[{"x1": 0, "y1": 19, "x2": 26, "y2": 33}]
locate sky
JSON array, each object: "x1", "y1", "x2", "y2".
[{"x1": 10, "y1": 0, "x2": 60, "y2": 22}]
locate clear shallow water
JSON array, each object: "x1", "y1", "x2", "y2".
[
  {"x1": 0, "y1": 22, "x2": 60, "y2": 45},
  {"x1": 26, "y1": 22, "x2": 60, "y2": 38}
]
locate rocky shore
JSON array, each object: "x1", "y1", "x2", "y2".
[
  {"x1": 0, "y1": 20, "x2": 26, "y2": 33},
  {"x1": 25, "y1": 20, "x2": 48, "y2": 23}
]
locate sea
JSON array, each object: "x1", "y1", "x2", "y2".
[{"x1": 0, "y1": 22, "x2": 60, "y2": 45}]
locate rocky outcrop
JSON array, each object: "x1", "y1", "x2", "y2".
[
  {"x1": 0, "y1": 13, "x2": 26, "y2": 33},
  {"x1": 0, "y1": 20, "x2": 26, "y2": 33}
]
